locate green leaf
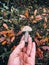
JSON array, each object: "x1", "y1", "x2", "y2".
[
  {"x1": 0, "y1": 17, "x2": 3, "y2": 20},
  {"x1": 3, "y1": 4, "x2": 9, "y2": 10}
]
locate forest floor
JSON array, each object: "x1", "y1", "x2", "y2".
[{"x1": 0, "y1": 2, "x2": 49, "y2": 65}]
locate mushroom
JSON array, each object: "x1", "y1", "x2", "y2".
[{"x1": 21, "y1": 26, "x2": 32, "y2": 42}]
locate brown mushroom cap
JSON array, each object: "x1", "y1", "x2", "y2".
[{"x1": 21, "y1": 26, "x2": 32, "y2": 32}]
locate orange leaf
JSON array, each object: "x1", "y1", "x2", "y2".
[
  {"x1": 0, "y1": 30, "x2": 12, "y2": 35},
  {"x1": 43, "y1": 23, "x2": 47, "y2": 28},
  {"x1": 24, "y1": 10, "x2": 29, "y2": 18},
  {"x1": 34, "y1": 38, "x2": 40, "y2": 46},
  {"x1": 16, "y1": 31, "x2": 22, "y2": 36},
  {"x1": 36, "y1": 32, "x2": 41, "y2": 38},
  {"x1": 11, "y1": 45, "x2": 16, "y2": 51},
  {"x1": 8, "y1": 33, "x2": 15, "y2": 37},
  {"x1": 2, "y1": 41, "x2": 7, "y2": 45},
  {"x1": 11, "y1": 36, "x2": 15, "y2": 42},
  {"x1": 13, "y1": 45, "x2": 16, "y2": 49},
  {"x1": 36, "y1": 48, "x2": 43, "y2": 58},
  {"x1": 45, "y1": 37, "x2": 48, "y2": 42}
]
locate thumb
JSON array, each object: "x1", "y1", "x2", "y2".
[{"x1": 10, "y1": 36, "x2": 25, "y2": 58}]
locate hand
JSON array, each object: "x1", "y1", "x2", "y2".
[{"x1": 7, "y1": 35, "x2": 36, "y2": 65}]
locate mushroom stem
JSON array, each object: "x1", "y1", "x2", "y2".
[{"x1": 25, "y1": 31, "x2": 29, "y2": 42}]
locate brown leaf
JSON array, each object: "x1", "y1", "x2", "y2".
[
  {"x1": 2, "y1": 41, "x2": 7, "y2": 45},
  {"x1": 8, "y1": 33, "x2": 15, "y2": 37},
  {"x1": 44, "y1": 17, "x2": 48, "y2": 22},
  {"x1": 43, "y1": 23, "x2": 47, "y2": 28},
  {"x1": 42, "y1": 46, "x2": 49, "y2": 50},
  {"x1": 3, "y1": 23, "x2": 8, "y2": 29},
  {"x1": 11, "y1": 36, "x2": 15, "y2": 42},
  {"x1": 42, "y1": 13, "x2": 47, "y2": 16},
  {"x1": 36, "y1": 32, "x2": 42, "y2": 38},
  {"x1": 0, "y1": 37, "x2": 5, "y2": 42},
  {"x1": 43, "y1": 8, "x2": 47, "y2": 13},
  {"x1": 20, "y1": 15, "x2": 26, "y2": 18},
  {"x1": 11, "y1": 45, "x2": 16, "y2": 51},
  {"x1": 0, "y1": 30, "x2": 12, "y2": 35},
  {"x1": 35, "y1": 15, "x2": 42, "y2": 21},
  {"x1": 32, "y1": 20, "x2": 37, "y2": 23},
  {"x1": 24, "y1": 10, "x2": 29, "y2": 18},
  {"x1": 36, "y1": 48, "x2": 43, "y2": 58},
  {"x1": 30, "y1": 16, "x2": 34, "y2": 19},
  {"x1": 40, "y1": 37, "x2": 48, "y2": 44},
  {"x1": 16, "y1": 31, "x2": 22, "y2": 36},
  {"x1": 34, "y1": 38, "x2": 40, "y2": 46},
  {"x1": 34, "y1": 9, "x2": 37, "y2": 16}
]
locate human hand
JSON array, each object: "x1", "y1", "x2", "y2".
[{"x1": 7, "y1": 35, "x2": 36, "y2": 65}]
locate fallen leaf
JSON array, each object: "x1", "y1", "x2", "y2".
[
  {"x1": 24, "y1": 10, "x2": 29, "y2": 18},
  {"x1": 35, "y1": 15, "x2": 42, "y2": 21},
  {"x1": 11, "y1": 36, "x2": 15, "y2": 42},
  {"x1": 44, "y1": 17, "x2": 47, "y2": 22},
  {"x1": 0, "y1": 30, "x2": 12, "y2": 35},
  {"x1": 20, "y1": 15, "x2": 26, "y2": 18},
  {"x1": 36, "y1": 48, "x2": 43, "y2": 58},
  {"x1": 43, "y1": 8, "x2": 47, "y2": 13},
  {"x1": 42, "y1": 46, "x2": 49, "y2": 50},
  {"x1": 36, "y1": 32, "x2": 42, "y2": 38},
  {"x1": 43, "y1": 23, "x2": 47, "y2": 28},
  {"x1": 3, "y1": 23, "x2": 8, "y2": 29},
  {"x1": 2, "y1": 41, "x2": 7, "y2": 45},
  {"x1": 34, "y1": 9, "x2": 37, "y2": 16},
  {"x1": 0, "y1": 37, "x2": 5, "y2": 42}
]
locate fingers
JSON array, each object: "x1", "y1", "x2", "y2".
[
  {"x1": 23, "y1": 53, "x2": 28, "y2": 62},
  {"x1": 10, "y1": 35, "x2": 25, "y2": 58},
  {"x1": 30, "y1": 42, "x2": 36, "y2": 59},
  {"x1": 26, "y1": 35, "x2": 32, "y2": 56},
  {"x1": 27, "y1": 42, "x2": 36, "y2": 65},
  {"x1": 19, "y1": 52, "x2": 24, "y2": 65},
  {"x1": 23, "y1": 47, "x2": 27, "y2": 53}
]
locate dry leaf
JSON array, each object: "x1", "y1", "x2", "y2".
[
  {"x1": 20, "y1": 15, "x2": 26, "y2": 18},
  {"x1": 43, "y1": 8, "x2": 47, "y2": 13},
  {"x1": 11, "y1": 45, "x2": 16, "y2": 51},
  {"x1": 8, "y1": 33, "x2": 15, "y2": 37},
  {"x1": 32, "y1": 20, "x2": 37, "y2": 23},
  {"x1": 30, "y1": 16, "x2": 34, "y2": 19},
  {"x1": 11, "y1": 36, "x2": 15, "y2": 42},
  {"x1": 42, "y1": 13, "x2": 47, "y2": 16},
  {"x1": 0, "y1": 37, "x2": 5, "y2": 42},
  {"x1": 35, "y1": 15, "x2": 42, "y2": 21},
  {"x1": 40, "y1": 37, "x2": 48, "y2": 44},
  {"x1": 3, "y1": 23, "x2": 8, "y2": 29},
  {"x1": 34, "y1": 38, "x2": 40, "y2": 46},
  {"x1": 36, "y1": 32, "x2": 42, "y2": 38},
  {"x1": 16, "y1": 31, "x2": 22, "y2": 36},
  {"x1": 0, "y1": 30, "x2": 12, "y2": 35},
  {"x1": 36, "y1": 48, "x2": 43, "y2": 58},
  {"x1": 2, "y1": 41, "x2": 7, "y2": 45},
  {"x1": 44, "y1": 17, "x2": 47, "y2": 22},
  {"x1": 43, "y1": 23, "x2": 47, "y2": 28},
  {"x1": 34, "y1": 9, "x2": 37, "y2": 16},
  {"x1": 25, "y1": 10, "x2": 29, "y2": 18},
  {"x1": 42, "y1": 46, "x2": 49, "y2": 50}
]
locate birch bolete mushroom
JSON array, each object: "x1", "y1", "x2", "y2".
[{"x1": 21, "y1": 26, "x2": 32, "y2": 43}]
